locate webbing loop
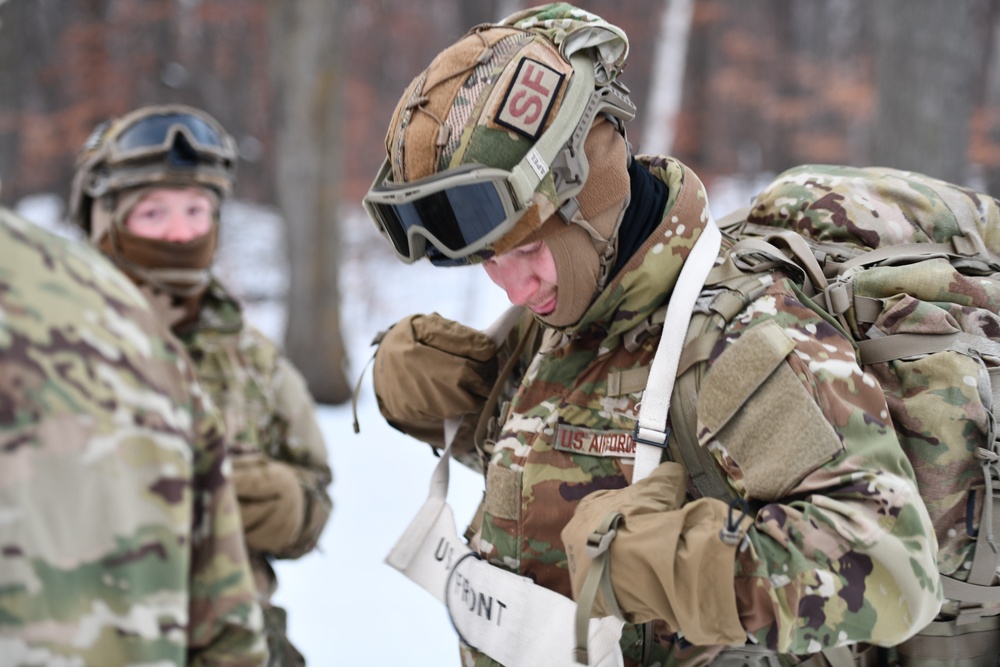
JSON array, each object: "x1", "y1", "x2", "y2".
[{"x1": 574, "y1": 512, "x2": 626, "y2": 665}]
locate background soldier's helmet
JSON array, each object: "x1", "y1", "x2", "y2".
[{"x1": 69, "y1": 104, "x2": 237, "y2": 241}]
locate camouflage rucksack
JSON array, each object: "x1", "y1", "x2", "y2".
[{"x1": 667, "y1": 165, "x2": 1000, "y2": 664}]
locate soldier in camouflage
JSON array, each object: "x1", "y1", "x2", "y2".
[
  {"x1": 364, "y1": 3, "x2": 942, "y2": 665},
  {"x1": 0, "y1": 206, "x2": 266, "y2": 665},
  {"x1": 69, "y1": 104, "x2": 333, "y2": 666}
]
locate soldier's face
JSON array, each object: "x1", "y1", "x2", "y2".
[
  {"x1": 482, "y1": 240, "x2": 558, "y2": 316},
  {"x1": 125, "y1": 187, "x2": 214, "y2": 242}
]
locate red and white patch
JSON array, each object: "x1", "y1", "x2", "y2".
[
  {"x1": 554, "y1": 425, "x2": 636, "y2": 458},
  {"x1": 495, "y1": 57, "x2": 565, "y2": 140}
]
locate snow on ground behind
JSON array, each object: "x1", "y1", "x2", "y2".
[
  {"x1": 16, "y1": 179, "x2": 762, "y2": 667},
  {"x1": 263, "y1": 211, "x2": 509, "y2": 667}
]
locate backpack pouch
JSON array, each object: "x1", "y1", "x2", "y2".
[{"x1": 696, "y1": 320, "x2": 845, "y2": 502}]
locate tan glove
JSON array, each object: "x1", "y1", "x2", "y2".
[
  {"x1": 232, "y1": 454, "x2": 318, "y2": 556},
  {"x1": 373, "y1": 313, "x2": 498, "y2": 448},
  {"x1": 284, "y1": 465, "x2": 332, "y2": 559},
  {"x1": 562, "y1": 462, "x2": 750, "y2": 647}
]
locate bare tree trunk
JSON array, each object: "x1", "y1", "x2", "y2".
[
  {"x1": 642, "y1": 0, "x2": 694, "y2": 154},
  {"x1": 270, "y1": 0, "x2": 350, "y2": 404},
  {"x1": 871, "y1": 0, "x2": 988, "y2": 183}
]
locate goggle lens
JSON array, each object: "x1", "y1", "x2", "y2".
[
  {"x1": 115, "y1": 113, "x2": 227, "y2": 153},
  {"x1": 371, "y1": 179, "x2": 510, "y2": 261}
]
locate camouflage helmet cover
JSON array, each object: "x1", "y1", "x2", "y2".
[
  {"x1": 381, "y1": 3, "x2": 631, "y2": 259},
  {"x1": 68, "y1": 104, "x2": 237, "y2": 237}
]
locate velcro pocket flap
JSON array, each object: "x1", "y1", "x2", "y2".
[
  {"x1": 697, "y1": 320, "x2": 795, "y2": 441},
  {"x1": 697, "y1": 320, "x2": 844, "y2": 500}
]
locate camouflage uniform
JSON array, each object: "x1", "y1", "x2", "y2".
[
  {"x1": 68, "y1": 104, "x2": 333, "y2": 666},
  {"x1": 382, "y1": 157, "x2": 941, "y2": 666},
  {"x1": 0, "y1": 207, "x2": 266, "y2": 666},
  {"x1": 177, "y1": 279, "x2": 332, "y2": 667}
]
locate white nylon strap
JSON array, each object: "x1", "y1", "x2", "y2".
[
  {"x1": 386, "y1": 306, "x2": 524, "y2": 569},
  {"x1": 632, "y1": 217, "x2": 721, "y2": 483},
  {"x1": 385, "y1": 307, "x2": 625, "y2": 667},
  {"x1": 385, "y1": 465, "x2": 624, "y2": 667}
]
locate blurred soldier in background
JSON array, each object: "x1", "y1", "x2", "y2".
[
  {"x1": 69, "y1": 104, "x2": 333, "y2": 666},
  {"x1": 0, "y1": 205, "x2": 266, "y2": 665}
]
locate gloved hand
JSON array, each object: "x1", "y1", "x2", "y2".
[
  {"x1": 562, "y1": 462, "x2": 751, "y2": 647},
  {"x1": 232, "y1": 454, "x2": 309, "y2": 556},
  {"x1": 373, "y1": 313, "x2": 498, "y2": 448}
]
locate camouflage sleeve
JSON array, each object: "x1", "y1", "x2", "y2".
[
  {"x1": 0, "y1": 211, "x2": 265, "y2": 667},
  {"x1": 272, "y1": 356, "x2": 331, "y2": 479},
  {"x1": 268, "y1": 356, "x2": 332, "y2": 557},
  {"x1": 186, "y1": 374, "x2": 268, "y2": 665},
  {"x1": 698, "y1": 278, "x2": 942, "y2": 653},
  {"x1": 186, "y1": 318, "x2": 332, "y2": 564}
]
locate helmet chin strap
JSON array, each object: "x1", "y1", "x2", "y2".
[
  {"x1": 550, "y1": 107, "x2": 632, "y2": 294},
  {"x1": 537, "y1": 189, "x2": 629, "y2": 330}
]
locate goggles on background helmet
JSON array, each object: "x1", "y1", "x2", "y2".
[
  {"x1": 364, "y1": 54, "x2": 635, "y2": 267},
  {"x1": 105, "y1": 110, "x2": 237, "y2": 167}
]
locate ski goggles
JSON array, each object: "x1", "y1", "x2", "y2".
[
  {"x1": 106, "y1": 109, "x2": 236, "y2": 166},
  {"x1": 364, "y1": 159, "x2": 536, "y2": 267}
]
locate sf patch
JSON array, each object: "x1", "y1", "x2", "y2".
[
  {"x1": 495, "y1": 57, "x2": 564, "y2": 140},
  {"x1": 554, "y1": 425, "x2": 636, "y2": 458}
]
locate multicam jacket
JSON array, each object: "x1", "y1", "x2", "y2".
[
  {"x1": 177, "y1": 281, "x2": 332, "y2": 601},
  {"x1": 0, "y1": 208, "x2": 266, "y2": 666},
  {"x1": 449, "y1": 157, "x2": 941, "y2": 666}
]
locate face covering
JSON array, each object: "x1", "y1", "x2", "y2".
[
  {"x1": 536, "y1": 119, "x2": 631, "y2": 328},
  {"x1": 93, "y1": 185, "x2": 219, "y2": 329},
  {"x1": 610, "y1": 158, "x2": 670, "y2": 278}
]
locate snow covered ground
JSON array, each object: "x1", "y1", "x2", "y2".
[
  {"x1": 16, "y1": 178, "x2": 762, "y2": 667},
  {"x1": 261, "y1": 211, "x2": 509, "y2": 667}
]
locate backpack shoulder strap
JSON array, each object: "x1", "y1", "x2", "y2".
[{"x1": 632, "y1": 219, "x2": 722, "y2": 482}]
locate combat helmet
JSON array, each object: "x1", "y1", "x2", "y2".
[
  {"x1": 69, "y1": 104, "x2": 237, "y2": 241},
  {"x1": 69, "y1": 105, "x2": 238, "y2": 327},
  {"x1": 363, "y1": 4, "x2": 635, "y2": 272}
]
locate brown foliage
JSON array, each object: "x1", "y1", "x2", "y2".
[{"x1": 2, "y1": 0, "x2": 999, "y2": 208}]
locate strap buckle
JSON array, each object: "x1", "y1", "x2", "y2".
[
  {"x1": 633, "y1": 421, "x2": 669, "y2": 448},
  {"x1": 585, "y1": 527, "x2": 618, "y2": 559}
]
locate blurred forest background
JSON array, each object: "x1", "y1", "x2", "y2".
[{"x1": 3, "y1": 0, "x2": 1000, "y2": 404}]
